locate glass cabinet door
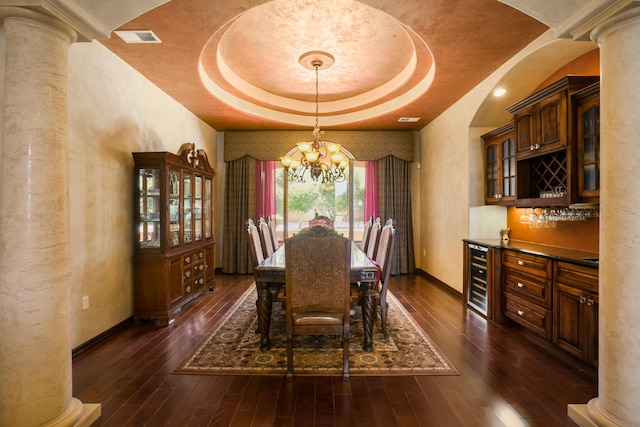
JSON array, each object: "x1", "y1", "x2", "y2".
[
  {"x1": 168, "y1": 169, "x2": 181, "y2": 247},
  {"x1": 580, "y1": 104, "x2": 600, "y2": 196},
  {"x1": 485, "y1": 144, "x2": 499, "y2": 200},
  {"x1": 138, "y1": 168, "x2": 161, "y2": 248},
  {"x1": 501, "y1": 136, "x2": 516, "y2": 199},
  {"x1": 204, "y1": 178, "x2": 212, "y2": 239},
  {"x1": 183, "y1": 173, "x2": 192, "y2": 243},
  {"x1": 194, "y1": 175, "x2": 203, "y2": 241}
]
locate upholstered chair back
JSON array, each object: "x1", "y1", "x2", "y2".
[
  {"x1": 268, "y1": 216, "x2": 280, "y2": 250},
  {"x1": 366, "y1": 217, "x2": 381, "y2": 259},
  {"x1": 247, "y1": 219, "x2": 265, "y2": 267},
  {"x1": 285, "y1": 226, "x2": 350, "y2": 313},
  {"x1": 359, "y1": 216, "x2": 373, "y2": 251},
  {"x1": 259, "y1": 217, "x2": 275, "y2": 257}
]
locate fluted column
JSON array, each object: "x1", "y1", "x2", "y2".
[
  {"x1": 569, "y1": 6, "x2": 640, "y2": 427},
  {"x1": 0, "y1": 7, "x2": 98, "y2": 427}
]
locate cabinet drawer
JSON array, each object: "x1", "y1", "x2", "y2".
[
  {"x1": 503, "y1": 292, "x2": 552, "y2": 339},
  {"x1": 503, "y1": 269, "x2": 551, "y2": 308},
  {"x1": 502, "y1": 250, "x2": 551, "y2": 278},
  {"x1": 184, "y1": 251, "x2": 201, "y2": 266},
  {"x1": 554, "y1": 261, "x2": 598, "y2": 293}
]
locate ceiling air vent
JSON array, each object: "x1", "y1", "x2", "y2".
[
  {"x1": 398, "y1": 117, "x2": 420, "y2": 123},
  {"x1": 114, "y1": 30, "x2": 162, "y2": 44}
]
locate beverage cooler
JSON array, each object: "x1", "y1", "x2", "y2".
[{"x1": 463, "y1": 240, "x2": 501, "y2": 320}]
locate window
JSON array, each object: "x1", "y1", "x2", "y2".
[{"x1": 274, "y1": 161, "x2": 366, "y2": 242}]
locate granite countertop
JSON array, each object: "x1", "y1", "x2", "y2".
[{"x1": 463, "y1": 238, "x2": 599, "y2": 268}]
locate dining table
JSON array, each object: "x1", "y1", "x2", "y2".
[{"x1": 253, "y1": 240, "x2": 379, "y2": 352}]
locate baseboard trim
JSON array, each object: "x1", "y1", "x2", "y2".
[
  {"x1": 72, "y1": 317, "x2": 133, "y2": 359},
  {"x1": 415, "y1": 269, "x2": 462, "y2": 298}
]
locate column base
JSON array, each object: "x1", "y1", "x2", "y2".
[
  {"x1": 568, "y1": 398, "x2": 631, "y2": 427},
  {"x1": 42, "y1": 398, "x2": 101, "y2": 427}
]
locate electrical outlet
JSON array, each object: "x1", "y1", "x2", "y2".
[
  {"x1": 423, "y1": 249, "x2": 426, "y2": 256},
  {"x1": 82, "y1": 296, "x2": 89, "y2": 311}
]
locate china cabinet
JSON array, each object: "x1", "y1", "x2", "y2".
[
  {"x1": 132, "y1": 143, "x2": 216, "y2": 325},
  {"x1": 481, "y1": 123, "x2": 516, "y2": 205}
]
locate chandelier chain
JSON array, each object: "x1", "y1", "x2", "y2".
[
  {"x1": 280, "y1": 51, "x2": 349, "y2": 184},
  {"x1": 315, "y1": 63, "x2": 319, "y2": 129}
]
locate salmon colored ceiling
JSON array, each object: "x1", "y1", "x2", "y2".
[{"x1": 100, "y1": 0, "x2": 548, "y2": 131}]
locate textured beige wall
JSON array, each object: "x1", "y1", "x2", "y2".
[
  {"x1": 418, "y1": 99, "x2": 475, "y2": 292},
  {"x1": 67, "y1": 41, "x2": 217, "y2": 347}
]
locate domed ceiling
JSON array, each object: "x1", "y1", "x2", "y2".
[{"x1": 100, "y1": 0, "x2": 548, "y2": 131}]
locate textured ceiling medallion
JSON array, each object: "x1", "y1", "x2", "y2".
[{"x1": 299, "y1": 51, "x2": 335, "y2": 71}]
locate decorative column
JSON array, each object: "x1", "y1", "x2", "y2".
[
  {"x1": 569, "y1": 6, "x2": 640, "y2": 427},
  {"x1": 0, "y1": 7, "x2": 99, "y2": 427}
]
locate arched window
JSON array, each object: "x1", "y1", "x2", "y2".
[{"x1": 272, "y1": 151, "x2": 367, "y2": 243}]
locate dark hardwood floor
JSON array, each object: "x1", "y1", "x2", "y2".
[{"x1": 72, "y1": 273, "x2": 597, "y2": 426}]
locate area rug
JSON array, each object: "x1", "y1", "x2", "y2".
[{"x1": 173, "y1": 285, "x2": 458, "y2": 376}]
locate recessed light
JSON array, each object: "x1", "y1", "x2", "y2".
[
  {"x1": 493, "y1": 88, "x2": 506, "y2": 97},
  {"x1": 115, "y1": 30, "x2": 162, "y2": 44},
  {"x1": 398, "y1": 117, "x2": 420, "y2": 123}
]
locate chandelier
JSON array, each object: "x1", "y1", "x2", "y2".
[{"x1": 280, "y1": 51, "x2": 349, "y2": 184}]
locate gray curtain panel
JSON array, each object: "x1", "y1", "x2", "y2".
[
  {"x1": 222, "y1": 155, "x2": 256, "y2": 274},
  {"x1": 378, "y1": 155, "x2": 416, "y2": 275}
]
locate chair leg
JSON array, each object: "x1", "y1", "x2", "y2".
[
  {"x1": 255, "y1": 301, "x2": 261, "y2": 334},
  {"x1": 381, "y1": 302, "x2": 389, "y2": 339},
  {"x1": 287, "y1": 332, "x2": 294, "y2": 381},
  {"x1": 342, "y1": 331, "x2": 350, "y2": 381}
]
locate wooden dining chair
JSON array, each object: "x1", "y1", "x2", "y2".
[
  {"x1": 359, "y1": 216, "x2": 373, "y2": 251},
  {"x1": 309, "y1": 213, "x2": 334, "y2": 228},
  {"x1": 365, "y1": 217, "x2": 381, "y2": 259},
  {"x1": 259, "y1": 217, "x2": 275, "y2": 257},
  {"x1": 247, "y1": 218, "x2": 265, "y2": 268},
  {"x1": 248, "y1": 218, "x2": 283, "y2": 322},
  {"x1": 374, "y1": 221, "x2": 396, "y2": 339},
  {"x1": 285, "y1": 225, "x2": 351, "y2": 380},
  {"x1": 267, "y1": 216, "x2": 280, "y2": 250}
]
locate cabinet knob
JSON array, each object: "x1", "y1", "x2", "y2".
[
  {"x1": 587, "y1": 298, "x2": 595, "y2": 306},
  {"x1": 579, "y1": 296, "x2": 586, "y2": 304},
  {"x1": 517, "y1": 282, "x2": 524, "y2": 288},
  {"x1": 517, "y1": 260, "x2": 525, "y2": 266},
  {"x1": 517, "y1": 310, "x2": 524, "y2": 316}
]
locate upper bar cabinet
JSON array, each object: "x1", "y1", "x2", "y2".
[
  {"x1": 132, "y1": 143, "x2": 216, "y2": 325},
  {"x1": 482, "y1": 123, "x2": 516, "y2": 205},
  {"x1": 505, "y1": 75, "x2": 599, "y2": 207}
]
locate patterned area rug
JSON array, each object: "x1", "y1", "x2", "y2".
[{"x1": 173, "y1": 286, "x2": 458, "y2": 376}]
